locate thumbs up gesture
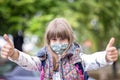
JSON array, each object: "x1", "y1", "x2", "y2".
[
  {"x1": 106, "y1": 37, "x2": 118, "y2": 62},
  {"x1": 1, "y1": 34, "x2": 18, "y2": 59}
]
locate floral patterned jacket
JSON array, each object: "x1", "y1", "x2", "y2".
[{"x1": 9, "y1": 43, "x2": 112, "y2": 80}]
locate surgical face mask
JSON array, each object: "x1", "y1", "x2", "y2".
[{"x1": 50, "y1": 43, "x2": 68, "y2": 55}]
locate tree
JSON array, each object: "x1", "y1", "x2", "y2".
[{"x1": 0, "y1": 0, "x2": 120, "y2": 51}]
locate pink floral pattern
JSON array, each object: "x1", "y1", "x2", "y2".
[{"x1": 43, "y1": 48, "x2": 82, "y2": 80}]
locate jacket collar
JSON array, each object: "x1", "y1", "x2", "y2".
[{"x1": 64, "y1": 43, "x2": 76, "y2": 58}]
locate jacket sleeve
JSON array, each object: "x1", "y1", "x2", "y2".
[
  {"x1": 8, "y1": 51, "x2": 41, "y2": 71},
  {"x1": 80, "y1": 51, "x2": 113, "y2": 71}
]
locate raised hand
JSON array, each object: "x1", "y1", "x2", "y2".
[
  {"x1": 1, "y1": 34, "x2": 15, "y2": 59},
  {"x1": 106, "y1": 37, "x2": 118, "y2": 62}
]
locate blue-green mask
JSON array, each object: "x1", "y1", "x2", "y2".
[{"x1": 50, "y1": 43, "x2": 68, "y2": 55}]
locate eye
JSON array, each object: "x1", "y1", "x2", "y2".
[
  {"x1": 60, "y1": 37, "x2": 65, "y2": 40},
  {"x1": 51, "y1": 38, "x2": 57, "y2": 41}
]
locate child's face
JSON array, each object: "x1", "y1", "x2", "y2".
[
  {"x1": 50, "y1": 37, "x2": 68, "y2": 45},
  {"x1": 50, "y1": 37, "x2": 69, "y2": 55}
]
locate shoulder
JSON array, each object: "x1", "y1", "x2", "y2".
[
  {"x1": 37, "y1": 47, "x2": 47, "y2": 57},
  {"x1": 73, "y1": 42, "x2": 83, "y2": 53}
]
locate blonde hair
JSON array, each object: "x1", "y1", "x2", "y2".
[{"x1": 44, "y1": 18, "x2": 74, "y2": 49}]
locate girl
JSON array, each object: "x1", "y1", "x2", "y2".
[{"x1": 1, "y1": 18, "x2": 118, "y2": 80}]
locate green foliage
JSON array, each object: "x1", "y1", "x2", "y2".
[{"x1": 0, "y1": 0, "x2": 120, "y2": 51}]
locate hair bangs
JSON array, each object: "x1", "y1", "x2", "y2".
[{"x1": 47, "y1": 26, "x2": 70, "y2": 40}]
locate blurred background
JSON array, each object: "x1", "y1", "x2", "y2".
[{"x1": 0, "y1": 0, "x2": 120, "y2": 80}]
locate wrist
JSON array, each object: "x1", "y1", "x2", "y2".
[{"x1": 10, "y1": 49, "x2": 19, "y2": 60}]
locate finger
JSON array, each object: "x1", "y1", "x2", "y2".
[
  {"x1": 1, "y1": 52, "x2": 9, "y2": 56},
  {"x1": 3, "y1": 34, "x2": 13, "y2": 46},
  {"x1": 1, "y1": 47, "x2": 14, "y2": 56},
  {"x1": 106, "y1": 37, "x2": 115, "y2": 49},
  {"x1": 112, "y1": 58, "x2": 118, "y2": 62},
  {"x1": 106, "y1": 47, "x2": 116, "y2": 52},
  {"x1": 3, "y1": 44, "x2": 12, "y2": 49},
  {"x1": 1, "y1": 48, "x2": 9, "y2": 53},
  {"x1": 108, "y1": 55, "x2": 118, "y2": 62},
  {"x1": 107, "y1": 51, "x2": 118, "y2": 57},
  {"x1": 0, "y1": 54, "x2": 8, "y2": 59}
]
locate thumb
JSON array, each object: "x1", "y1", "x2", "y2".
[
  {"x1": 3, "y1": 34, "x2": 13, "y2": 46},
  {"x1": 106, "y1": 37, "x2": 115, "y2": 50}
]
